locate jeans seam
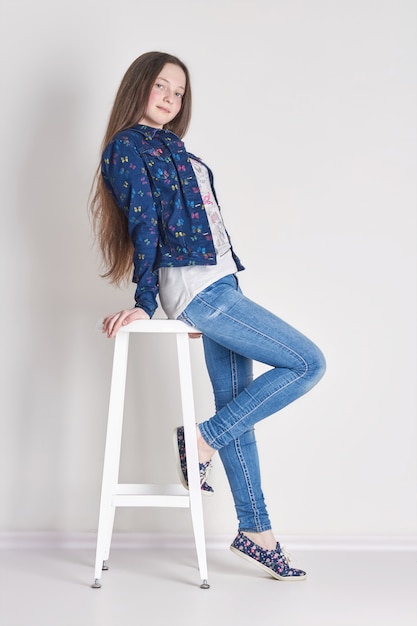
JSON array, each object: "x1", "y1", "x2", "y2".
[
  {"x1": 193, "y1": 295, "x2": 311, "y2": 449},
  {"x1": 210, "y1": 372, "x2": 303, "y2": 447},
  {"x1": 194, "y1": 294, "x2": 309, "y2": 373},
  {"x1": 235, "y1": 438, "x2": 260, "y2": 530},
  {"x1": 232, "y1": 351, "x2": 270, "y2": 532},
  {"x1": 232, "y1": 352, "x2": 261, "y2": 530},
  {"x1": 230, "y1": 350, "x2": 238, "y2": 399},
  {"x1": 177, "y1": 310, "x2": 196, "y2": 328}
]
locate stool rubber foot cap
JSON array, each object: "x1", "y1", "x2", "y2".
[
  {"x1": 200, "y1": 579, "x2": 210, "y2": 589},
  {"x1": 92, "y1": 580, "x2": 102, "y2": 589}
]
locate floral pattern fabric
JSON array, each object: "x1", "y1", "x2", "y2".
[
  {"x1": 175, "y1": 426, "x2": 214, "y2": 494},
  {"x1": 231, "y1": 531, "x2": 307, "y2": 580},
  {"x1": 101, "y1": 125, "x2": 243, "y2": 316}
]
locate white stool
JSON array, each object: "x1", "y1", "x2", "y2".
[{"x1": 92, "y1": 319, "x2": 209, "y2": 589}]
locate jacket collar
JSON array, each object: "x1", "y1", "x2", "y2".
[{"x1": 130, "y1": 124, "x2": 180, "y2": 142}]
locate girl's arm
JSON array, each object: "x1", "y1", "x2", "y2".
[
  {"x1": 102, "y1": 139, "x2": 160, "y2": 317},
  {"x1": 102, "y1": 307, "x2": 150, "y2": 338},
  {"x1": 102, "y1": 308, "x2": 201, "y2": 339}
]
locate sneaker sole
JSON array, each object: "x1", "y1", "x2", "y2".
[{"x1": 230, "y1": 546, "x2": 306, "y2": 581}]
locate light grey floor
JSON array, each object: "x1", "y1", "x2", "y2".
[{"x1": 0, "y1": 546, "x2": 415, "y2": 626}]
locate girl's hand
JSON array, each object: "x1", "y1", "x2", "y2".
[{"x1": 102, "y1": 307, "x2": 150, "y2": 338}]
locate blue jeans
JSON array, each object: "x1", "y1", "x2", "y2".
[{"x1": 178, "y1": 274, "x2": 326, "y2": 532}]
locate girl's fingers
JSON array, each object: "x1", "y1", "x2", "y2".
[{"x1": 102, "y1": 308, "x2": 150, "y2": 337}]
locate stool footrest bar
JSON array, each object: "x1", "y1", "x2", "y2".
[{"x1": 112, "y1": 484, "x2": 190, "y2": 508}]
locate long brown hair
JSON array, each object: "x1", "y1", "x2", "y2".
[{"x1": 90, "y1": 51, "x2": 192, "y2": 285}]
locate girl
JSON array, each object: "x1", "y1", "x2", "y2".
[{"x1": 90, "y1": 51, "x2": 326, "y2": 581}]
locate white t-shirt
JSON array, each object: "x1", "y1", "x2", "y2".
[{"x1": 158, "y1": 158, "x2": 237, "y2": 319}]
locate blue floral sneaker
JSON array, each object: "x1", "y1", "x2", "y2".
[
  {"x1": 230, "y1": 531, "x2": 306, "y2": 581},
  {"x1": 174, "y1": 426, "x2": 214, "y2": 495}
]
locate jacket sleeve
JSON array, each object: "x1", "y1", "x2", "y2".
[{"x1": 102, "y1": 139, "x2": 159, "y2": 317}]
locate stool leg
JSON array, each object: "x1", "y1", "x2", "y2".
[
  {"x1": 176, "y1": 333, "x2": 210, "y2": 589},
  {"x1": 92, "y1": 331, "x2": 130, "y2": 588}
]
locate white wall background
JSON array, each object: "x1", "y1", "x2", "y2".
[{"x1": 1, "y1": 0, "x2": 415, "y2": 540}]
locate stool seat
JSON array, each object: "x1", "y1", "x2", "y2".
[
  {"x1": 95, "y1": 319, "x2": 194, "y2": 333},
  {"x1": 92, "y1": 319, "x2": 209, "y2": 589}
]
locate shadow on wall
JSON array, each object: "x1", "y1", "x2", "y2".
[
  {"x1": 7, "y1": 66, "x2": 210, "y2": 533},
  {"x1": 9, "y1": 67, "x2": 107, "y2": 530}
]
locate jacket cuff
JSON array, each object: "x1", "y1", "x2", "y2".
[{"x1": 134, "y1": 302, "x2": 156, "y2": 318}]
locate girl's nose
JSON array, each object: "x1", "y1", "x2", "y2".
[{"x1": 164, "y1": 91, "x2": 174, "y2": 103}]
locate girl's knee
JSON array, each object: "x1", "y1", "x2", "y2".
[{"x1": 310, "y1": 345, "x2": 326, "y2": 382}]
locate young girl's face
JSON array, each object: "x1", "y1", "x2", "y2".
[{"x1": 140, "y1": 63, "x2": 186, "y2": 129}]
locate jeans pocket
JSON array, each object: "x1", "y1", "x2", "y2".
[
  {"x1": 196, "y1": 274, "x2": 237, "y2": 300},
  {"x1": 177, "y1": 310, "x2": 197, "y2": 328}
]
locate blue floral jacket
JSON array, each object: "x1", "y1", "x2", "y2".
[{"x1": 102, "y1": 124, "x2": 243, "y2": 316}]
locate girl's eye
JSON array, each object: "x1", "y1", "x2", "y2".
[
  {"x1": 155, "y1": 82, "x2": 164, "y2": 90},
  {"x1": 175, "y1": 92, "x2": 183, "y2": 99}
]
